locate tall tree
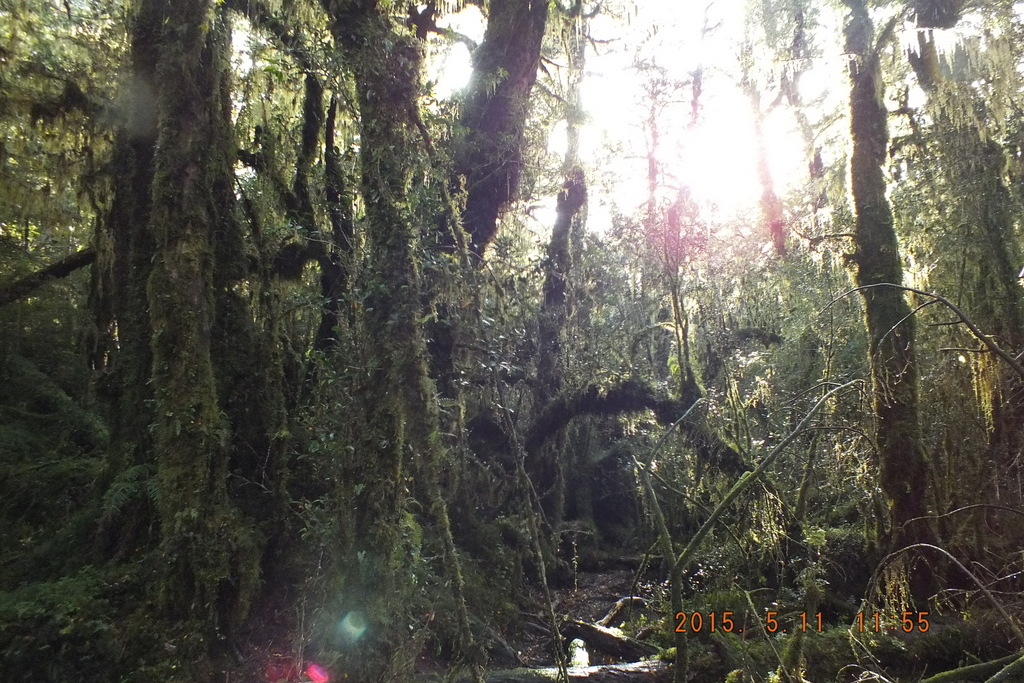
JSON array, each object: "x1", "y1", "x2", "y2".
[
  {"x1": 92, "y1": 0, "x2": 265, "y2": 653},
  {"x1": 90, "y1": 0, "x2": 161, "y2": 539},
  {"x1": 456, "y1": 0, "x2": 550, "y2": 256},
  {"x1": 144, "y1": 0, "x2": 260, "y2": 632},
  {"x1": 906, "y1": 7, "x2": 1024, "y2": 466},
  {"x1": 844, "y1": 0, "x2": 934, "y2": 589},
  {"x1": 530, "y1": 2, "x2": 589, "y2": 527},
  {"x1": 318, "y1": 1, "x2": 476, "y2": 674}
]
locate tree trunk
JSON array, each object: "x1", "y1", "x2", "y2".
[
  {"x1": 562, "y1": 620, "x2": 660, "y2": 661},
  {"x1": 322, "y1": 1, "x2": 475, "y2": 673},
  {"x1": 455, "y1": 0, "x2": 550, "y2": 256},
  {"x1": 908, "y1": 29, "x2": 1024, "y2": 470},
  {"x1": 537, "y1": 169, "x2": 586, "y2": 406},
  {"x1": 844, "y1": 0, "x2": 934, "y2": 591},
  {"x1": 312, "y1": 94, "x2": 355, "y2": 353},
  {"x1": 144, "y1": 0, "x2": 262, "y2": 640},
  {"x1": 91, "y1": 0, "x2": 162, "y2": 556},
  {"x1": 531, "y1": 169, "x2": 587, "y2": 523}
]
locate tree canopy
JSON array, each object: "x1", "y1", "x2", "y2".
[{"x1": 1, "y1": 0, "x2": 1023, "y2": 681}]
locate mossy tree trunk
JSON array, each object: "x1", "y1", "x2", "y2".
[
  {"x1": 92, "y1": 0, "x2": 267, "y2": 658},
  {"x1": 536, "y1": 3, "x2": 588, "y2": 410},
  {"x1": 456, "y1": 0, "x2": 549, "y2": 256},
  {"x1": 531, "y1": 5, "x2": 589, "y2": 529},
  {"x1": 323, "y1": 0, "x2": 420, "y2": 601},
  {"x1": 906, "y1": 20, "x2": 1024, "y2": 340},
  {"x1": 531, "y1": 168, "x2": 586, "y2": 535},
  {"x1": 844, "y1": 0, "x2": 934, "y2": 591},
  {"x1": 144, "y1": 0, "x2": 261, "y2": 640},
  {"x1": 971, "y1": 137, "x2": 1024, "y2": 465},
  {"x1": 427, "y1": 0, "x2": 551, "y2": 413},
  {"x1": 90, "y1": 0, "x2": 162, "y2": 552},
  {"x1": 313, "y1": 94, "x2": 356, "y2": 353},
  {"x1": 208, "y1": 17, "x2": 285, "y2": 561},
  {"x1": 536, "y1": 173, "x2": 582, "y2": 403},
  {"x1": 908, "y1": 27, "x2": 1024, "y2": 470},
  {"x1": 321, "y1": 0, "x2": 474, "y2": 673}
]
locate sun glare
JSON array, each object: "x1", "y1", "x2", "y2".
[
  {"x1": 428, "y1": 0, "x2": 816, "y2": 236},
  {"x1": 428, "y1": 5, "x2": 485, "y2": 98},
  {"x1": 577, "y1": 0, "x2": 811, "y2": 229},
  {"x1": 672, "y1": 88, "x2": 764, "y2": 211},
  {"x1": 429, "y1": 41, "x2": 473, "y2": 98}
]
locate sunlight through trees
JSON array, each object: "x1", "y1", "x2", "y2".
[{"x1": 1, "y1": 0, "x2": 1023, "y2": 681}]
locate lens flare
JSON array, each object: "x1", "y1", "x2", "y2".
[
  {"x1": 265, "y1": 654, "x2": 298, "y2": 682},
  {"x1": 305, "y1": 663, "x2": 330, "y2": 683},
  {"x1": 334, "y1": 610, "x2": 368, "y2": 645}
]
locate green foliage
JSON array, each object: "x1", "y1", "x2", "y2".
[
  {"x1": 0, "y1": 567, "x2": 117, "y2": 682},
  {"x1": 0, "y1": 351, "x2": 107, "y2": 586},
  {"x1": 1, "y1": 0, "x2": 1023, "y2": 679},
  {"x1": 0, "y1": 0, "x2": 120, "y2": 250},
  {"x1": 101, "y1": 463, "x2": 157, "y2": 516}
]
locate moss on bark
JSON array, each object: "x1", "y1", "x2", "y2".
[
  {"x1": 143, "y1": 0, "x2": 262, "y2": 639},
  {"x1": 320, "y1": 0, "x2": 476, "y2": 673},
  {"x1": 844, "y1": 0, "x2": 934, "y2": 590},
  {"x1": 907, "y1": 32, "x2": 1024, "y2": 466},
  {"x1": 455, "y1": 0, "x2": 550, "y2": 256},
  {"x1": 91, "y1": 0, "x2": 163, "y2": 550}
]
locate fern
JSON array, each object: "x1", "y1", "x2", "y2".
[{"x1": 101, "y1": 463, "x2": 157, "y2": 516}]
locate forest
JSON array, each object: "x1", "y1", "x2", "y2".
[{"x1": 1, "y1": 0, "x2": 1023, "y2": 680}]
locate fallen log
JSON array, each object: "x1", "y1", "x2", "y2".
[
  {"x1": 562, "y1": 620, "x2": 659, "y2": 661},
  {"x1": 598, "y1": 596, "x2": 647, "y2": 628},
  {"x1": 920, "y1": 652, "x2": 1019, "y2": 683},
  {"x1": 483, "y1": 660, "x2": 670, "y2": 682},
  {"x1": 986, "y1": 651, "x2": 1024, "y2": 683}
]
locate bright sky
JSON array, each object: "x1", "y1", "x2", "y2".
[
  {"x1": 225, "y1": 1, "x2": 1008, "y2": 249},
  {"x1": 597, "y1": 0, "x2": 817, "y2": 215},
  {"x1": 427, "y1": 0, "x2": 831, "y2": 238}
]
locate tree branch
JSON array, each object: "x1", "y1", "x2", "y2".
[
  {"x1": 834, "y1": 283, "x2": 1024, "y2": 380},
  {"x1": 0, "y1": 247, "x2": 96, "y2": 307},
  {"x1": 525, "y1": 378, "x2": 749, "y2": 473}
]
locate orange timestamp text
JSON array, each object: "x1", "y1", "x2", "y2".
[{"x1": 674, "y1": 611, "x2": 932, "y2": 634}]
